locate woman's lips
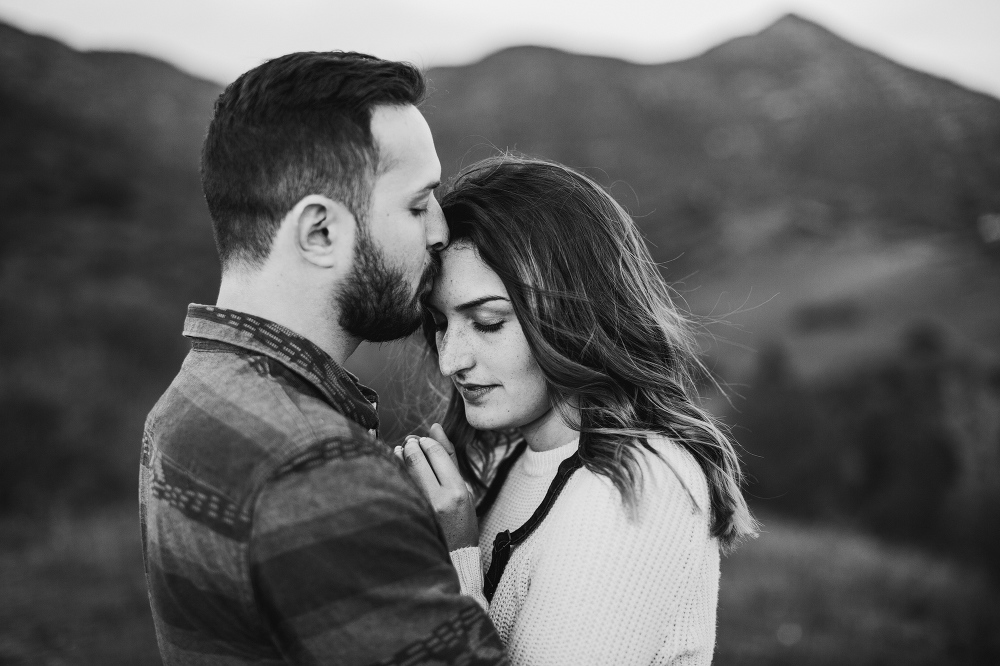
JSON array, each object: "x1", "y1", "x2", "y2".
[{"x1": 456, "y1": 383, "x2": 498, "y2": 403}]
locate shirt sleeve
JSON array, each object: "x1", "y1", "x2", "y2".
[
  {"x1": 450, "y1": 546, "x2": 489, "y2": 612},
  {"x1": 503, "y1": 450, "x2": 720, "y2": 666},
  {"x1": 250, "y1": 446, "x2": 508, "y2": 665}
]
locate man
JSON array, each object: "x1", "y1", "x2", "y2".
[{"x1": 139, "y1": 52, "x2": 507, "y2": 664}]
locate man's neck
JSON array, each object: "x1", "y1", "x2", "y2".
[{"x1": 215, "y1": 267, "x2": 359, "y2": 366}]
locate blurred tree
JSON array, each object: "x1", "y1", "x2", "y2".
[
  {"x1": 733, "y1": 341, "x2": 841, "y2": 518},
  {"x1": 733, "y1": 324, "x2": 999, "y2": 568}
]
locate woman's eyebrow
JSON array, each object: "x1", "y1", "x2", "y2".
[{"x1": 455, "y1": 296, "x2": 509, "y2": 312}]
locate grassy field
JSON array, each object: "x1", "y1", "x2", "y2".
[
  {"x1": 0, "y1": 509, "x2": 997, "y2": 665},
  {"x1": 715, "y1": 518, "x2": 1000, "y2": 665}
]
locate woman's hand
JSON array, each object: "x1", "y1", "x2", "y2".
[{"x1": 395, "y1": 424, "x2": 479, "y2": 552}]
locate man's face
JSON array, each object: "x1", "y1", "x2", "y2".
[{"x1": 337, "y1": 104, "x2": 447, "y2": 342}]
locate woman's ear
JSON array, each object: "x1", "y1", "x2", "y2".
[{"x1": 292, "y1": 194, "x2": 357, "y2": 268}]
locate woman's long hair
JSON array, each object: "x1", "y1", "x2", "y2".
[{"x1": 422, "y1": 155, "x2": 757, "y2": 551}]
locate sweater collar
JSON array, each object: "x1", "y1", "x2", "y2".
[{"x1": 521, "y1": 437, "x2": 580, "y2": 477}]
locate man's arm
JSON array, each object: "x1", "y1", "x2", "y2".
[{"x1": 249, "y1": 445, "x2": 508, "y2": 664}]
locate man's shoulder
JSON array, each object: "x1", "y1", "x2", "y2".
[{"x1": 143, "y1": 344, "x2": 387, "y2": 521}]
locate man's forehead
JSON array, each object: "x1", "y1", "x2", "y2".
[{"x1": 371, "y1": 104, "x2": 438, "y2": 176}]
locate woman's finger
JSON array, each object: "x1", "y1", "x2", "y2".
[
  {"x1": 403, "y1": 437, "x2": 442, "y2": 491},
  {"x1": 418, "y1": 436, "x2": 465, "y2": 487},
  {"x1": 429, "y1": 423, "x2": 457, "y2": 462}
]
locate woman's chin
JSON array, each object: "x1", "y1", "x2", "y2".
[
  {"x1": 463, "y1": 406, "x2": 513, "y2": 432},
  {"x1": 464, "y1": 396, "x2": 556, "y2": 433},
  {"x1": 465, "y1": 415, "x2": 506, "y2": 432}
]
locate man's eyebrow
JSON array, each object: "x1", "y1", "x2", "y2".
[
  {"x1": 455, "y1": 296, "x2": 509, "y2": 312},
  {"x1": 409, "y1": 181, "x2": 441, "y2": 203}
]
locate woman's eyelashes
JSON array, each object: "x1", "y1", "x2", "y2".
[
  {"x1": 473, "y1": 320, "x2": 505, "y2": 333},
  {"x1": 432, "y1": 318, "x2": 505, "y2": 334}
]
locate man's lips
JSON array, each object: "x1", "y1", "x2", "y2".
[
  {"x1": 420, "y1": 254, "x2": 441, "y2": 286},
  {"x1": 416, "y1": 259, "x2": 439, "y2": 301},
  {"x1": 455, "y1": 382, "x2": 499, "y2": 402}
]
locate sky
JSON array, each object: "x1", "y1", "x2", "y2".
[{"x1": 1, "y1": 0, "x2": 999, "y2": 98}]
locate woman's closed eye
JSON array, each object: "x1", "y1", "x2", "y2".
[
  {"x1": 473, "y1": 320, "x2": 505, "y2": 333},
  {"x1": 433, "y1": 318, "x2": 503, "y2": 334}
]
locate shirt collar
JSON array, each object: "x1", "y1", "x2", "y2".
[{"x1": 182, "y1": 304, "x2": 379, "y2": 431}]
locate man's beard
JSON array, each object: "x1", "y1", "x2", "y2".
[{"x1": 337, "y1": 230, "x2": 439, "y2": 343}]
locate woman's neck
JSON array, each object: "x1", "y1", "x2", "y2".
[{"x1": 518, "y1": 405, "x2": 579, "y2": 452}]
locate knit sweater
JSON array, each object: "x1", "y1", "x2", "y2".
[{"x1": 450, "y1": 435, "x2": 720, "y2": 665}]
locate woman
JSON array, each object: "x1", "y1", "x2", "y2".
[{"x1": 399, "y1": 155, "x2": 757, "y2": 665}]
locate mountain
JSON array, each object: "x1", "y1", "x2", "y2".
[
  {"x1": 426, "y1": 15, "x2": 1000, "y2": 262},
  {"x1": 0, "y1": 21, "x2": 219, "y2": 168},
  {"x1": 1, "y1": 15, "x2": 999, "y2": 515}
]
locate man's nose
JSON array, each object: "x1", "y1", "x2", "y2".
[
  {"x1": 437, "y1": 329, "x2": 473, "y2": 377},
  {"x1": 426, "y1": 196, "x2": 448, "y2": 252}
]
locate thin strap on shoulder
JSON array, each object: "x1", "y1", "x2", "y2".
[
  {"x1": 476, "y1": 441, "x2": 528, "y2": 519},
  {"x1": 482, "y1": 451, "x2": 583, "y2": 603}
]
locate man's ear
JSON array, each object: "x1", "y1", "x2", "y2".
[{"x1": 291, "y1": 195, "x2": 357, "y2": 268}]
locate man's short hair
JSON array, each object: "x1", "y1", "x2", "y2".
[{"x1": 201, "y1": 51, "x2": 426, "y2": 269}]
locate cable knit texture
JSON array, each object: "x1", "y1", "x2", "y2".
[{"x1": 449, "y1": 435, "x2": 720, "y2": 665}]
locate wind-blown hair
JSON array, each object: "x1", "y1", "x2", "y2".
[
  {"x1": 423, "y1": 155, "x2": 757, "y2": 551},
  {"x1": 202, "y1": 51, "x2": 425, "y2": 270}
]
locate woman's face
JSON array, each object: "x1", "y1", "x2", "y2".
[{"x1": 427, "y1": 241, "x2": 551, "y2": 431}]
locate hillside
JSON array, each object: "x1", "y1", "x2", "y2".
[
  {"x1": 0, "y1": 21, "x2": 219, "y2": 168},
  {"x1": 424, "y1": 15, "x2": 1000, "y2": 378},
  {"x1": 426, "y1": 15, "x2": 1000, "y2": 261},
  {"x1": 0, "y1": 21, "x2": 221, "y2": 507}
]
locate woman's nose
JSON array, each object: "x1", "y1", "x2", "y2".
[{"x1": 437, "y1": 329, "x2": 474, "y2": 377}]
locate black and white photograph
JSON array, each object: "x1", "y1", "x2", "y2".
[{"x1": 0, "y1": 1, "x2": 998, "y2": 663}]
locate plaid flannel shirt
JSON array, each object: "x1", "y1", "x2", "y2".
[{"x1": 139, "y1": 304, "x2": 506, "y2": 665}]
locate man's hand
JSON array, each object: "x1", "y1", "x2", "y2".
[{"x1": 395, "y1": 424, "x2": 479, "y2": 551}]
